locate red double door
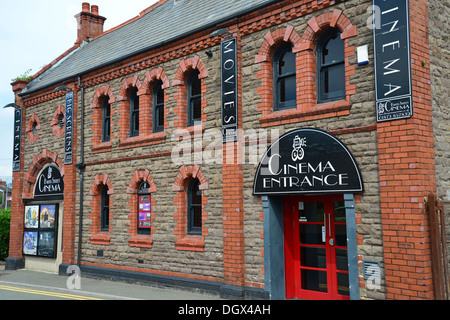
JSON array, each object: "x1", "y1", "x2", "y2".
[{"x1": 284, "y1": 195, "x2": 350, "y2": 300}]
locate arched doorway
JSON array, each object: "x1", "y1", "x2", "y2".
[{"x1": 254, "y1": 128, "x2": 363, "y2": 300}]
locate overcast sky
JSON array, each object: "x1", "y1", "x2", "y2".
[{"x1": 0, "y1": 0, "x2": 158, "y2": 183}]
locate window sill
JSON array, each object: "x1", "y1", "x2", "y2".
[
  {"x1": 92, "y1": 141, "x2": 112, "y2": 154},
  {"x1": 90, "y1": 232, "x2": 111, "y2": 245},
  {"x1": 175, "y1": 235, "x2": 205, "y2": 252},
  {"x1": 119, "y1": 131, "x2": 166, "y2": 149},
  {"x1": 129, "y1": 234, "x2": 153, "y2": 248},
  {"x1": 259, "y1": 99, "x2": 351, "y2": 127}
]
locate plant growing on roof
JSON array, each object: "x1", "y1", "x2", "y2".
[{"x1": 11, "y1": 69, "x2": 33, "y2": 82}]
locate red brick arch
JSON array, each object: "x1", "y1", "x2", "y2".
[
  {"x1": 255, "y1": 10, "x2": 358, "y2": 125},
  {"x1": 172, "y1": 165, "x2": 209, "y2": 252},
  {"x1": 126, "y1": 169, "x2": 157, "y2": 248},
  {"x1": 91, "y1": 84, "x2": 116, "y2": 152},
  {"x1": 23, "y1": 149, "x2": 64, "y2": 199},
  {"x1": 172, "y1": 56, "x2": 208, "y2": 128},
  {"x1": 89, "y1": 173, "x2": 114, "y2": 245}
]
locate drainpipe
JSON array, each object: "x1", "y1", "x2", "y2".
[{"x1": 75, "y1": 76, "x2": 86, "y2": 267}]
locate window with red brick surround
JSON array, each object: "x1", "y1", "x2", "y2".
[
  {"x1": 172, "y1": 56, "x2": 208, "y2": 132},
  {"x1": 89, "y1": 174, "x2": 114, "y2": 245},
  {"x1": 26, "y1": 113, "x2": 40, "y2": 144},
  {"x1": 255, "y1": 10, "x2": 358, "y2": 127},
  {"x1": 50, "y1": 104, "x2": 65, "y2": 139},
  {"x1": 172, "y1": 165, "x2": 209, "y2": 252},
  {"x1": 126, "y1": 170, "x2": 157, "y2": 248},
  {"x1": 117, "y1": 69, "x2": 171, "y2": 149},
  {"x1": 91, "y1": 85, "x2": 116, "y2": 153}
]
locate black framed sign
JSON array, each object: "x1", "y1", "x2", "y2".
[
  {"x1": 221, "y1": 37, "x2": 238, "y2": 143},
  {"x1": 64, "y1": 91, "x2": 74, "y2": 164},
  {"x1": 23, "y1": 204, "x2": 58, "y2": 258},
  {"x1": 253, "y1": 128, "x2": 364, "y2": 195},
  {"x1": 12, "y1": 108, "x2": 22, "y2": 172},
  {"x1": 34, "y1": 165, "x2": 64, "y2": 199},
  {"x1": 373, "y1": 0, "x2": 413, "y2": 122}
]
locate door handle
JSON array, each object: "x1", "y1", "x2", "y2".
[
  {"x1": 328, "y1": 213, "x2": 331, "y2": 237},
  {"x1": 329, "y1": 238, "x2": 335, "y2": 246}
]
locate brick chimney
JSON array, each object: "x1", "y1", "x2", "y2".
[{"x1": 75, "y1": 3, "x2": 106, "y2": 44}]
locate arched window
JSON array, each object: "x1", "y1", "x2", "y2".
[
  {"x1": 187, "y1": 178, "x2": 202, "y2": 235},
  {"x1": 317, "y1": 29, "x2": 345, "y2": 103},
  {"x1": 128, "y1": 87, "x2": 139, "y2": 137},
  {"x1": 153, "y1": 81, "x2": 165, "y2": 133},
  {"x1": 274, "y1": 43, "x2": 296, "y2": 110},
  {"x1": 101, "y1": 184, "x2": 110, "y2": 231},
  {"x1": 101, "y1": 96, "x2": 111, "y2": 142},
  {"x1": 187, "y1": 70, "x2": 201, "y2": 127}
]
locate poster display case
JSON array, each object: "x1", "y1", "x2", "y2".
[
  {"x1": 138, "y1": 195, "x2": 152, "y2": 230},
  {"x1": 23, "y1": 204, "x2": 58, "y2": 258}
]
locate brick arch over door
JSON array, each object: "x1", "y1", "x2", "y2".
[{"x1": 23, "y1": 149, "x2": 64, "y2": 199}]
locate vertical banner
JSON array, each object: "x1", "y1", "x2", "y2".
[
  {"x1": 64, "y1": 91, "x2": 74, "y2": 164},
  {"x1": 373, "y1": 0, "x2": 413, "y2": 122},
  {"x1": 12, "y1": 108, "x2": 22, "y2": 172},
  {"x1": 221, "y1": 37, "x2": 238, "y2": 143}
]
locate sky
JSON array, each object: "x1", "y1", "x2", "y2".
[{"x1": 0, "y1": 0, "x2": 158, "y2": 184}]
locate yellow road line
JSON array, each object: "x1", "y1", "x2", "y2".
[{"x1": 0, "y1": 285, "x2": 104, "y2": 300}]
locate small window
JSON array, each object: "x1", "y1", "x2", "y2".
[
  {"x1": 137, "y1": 181, "x2": 151, "y2": 236},
  {"x1": 153, "y1": 81, "x2": 165, "y2": 133},
  {"x1": 101, "y1": 185, "x2": 110, "y2": 232},
  {"x1": 187, "y1": 70, "x2": 201, "y2": 127},
  {"x1": 187, "y1": 179, "x2": 202, "y2": 235},
  {"x1": 129, "y1": 87, "x2": 139, "y2": 137},
  {"x1": 274, "y1": 43, "x2": 296, "y2": 110},
  {"x1": 32, "y1": 121, "x2": 38, "y2": 136},
  {"x1": 58, "y1": 114, "x2": 65, "y2": 129},
  {"x1": 101, "y1": 96, "x2": 111, "y2": 142},
  {"x1": 317, "y1": 29, "x2": 345, "y2": 103}
]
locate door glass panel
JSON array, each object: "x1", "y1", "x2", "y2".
[
  {"x1": 300, "y1": 247, "x2": 326, "y2": 268},
  {"x1": 301, "y1": 269, "x2": 327, "y2": 293},
  {"x1": 299, "y1": 224, "x2": 325, "y2": 245},
  {"x1": 337, "y1": 272, "x2": 350, "y2": 296},
  {"x1": 299, "y1": 202, "x2": 324, "y2": 222},
  {"x1": 335, "y1": 224, "x2": 347, "y2": 246},
  {"x1": 334, "y1": 201, "x2": 346, "y2": 223},
  {"x1": 335, "y1": 248, "x2": 348, "y2": 271}
]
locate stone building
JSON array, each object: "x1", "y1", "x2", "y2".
[{"x1": 6, "y1": 0, "x2": 449, "y2": 300}]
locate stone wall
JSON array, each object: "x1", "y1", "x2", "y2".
[{"x1": 428, "y1": 0, "x2": 450, "y2": 274}]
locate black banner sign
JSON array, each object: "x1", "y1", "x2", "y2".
[
  {"x1": 253, "y1": 128, "x2": 364, "y2": 195},
  {"x1": 373, "y1": 0, "x2": 413, "y2": 122},
  {"x1": 34, "y1": 165, "x2": 64, "y2": 198},
  {"x1": 13, "y1": 108, "x2": 22, "y2": 172},
  {"x1": 64, "y1": 91, "x2": 74, "y2": 164},
  {"x1": 221, "y1": 37, "x2": 238, "y2": 143}
]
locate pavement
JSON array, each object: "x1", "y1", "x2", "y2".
[{"x1": 0, "y1": 260, "x2": 221, "y2": 300}]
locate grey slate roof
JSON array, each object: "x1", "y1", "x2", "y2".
[{"x1": 26, "y1": 0, "x2": 278, "y2": 94}]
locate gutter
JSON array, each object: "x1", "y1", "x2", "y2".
[
  {"x1": 20, "y1": 0, "x2": 283, "y2": 96},
  {"x1": 75, "y1": 75, "x2": 86, "y2": 267}
]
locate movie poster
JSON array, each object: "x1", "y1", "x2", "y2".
[
  {"x1": 38, "y1": 232, "x2": 55, "y2": 258},
  {"x1": 39, "y1": 205, "x2": 56, "y2": 229},
  {"x1": 24, "y1": 205, "x2": 39, "y2": 229},
  {"x1": 23, "y1": 231, "x2": 38, "y2": 256}
]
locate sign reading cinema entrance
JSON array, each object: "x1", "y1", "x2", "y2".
[
  {"x1": 253, "y1": 128, "x2": 364, "y2": 195},
  {"x1": 254, "y1": 128, "x2": 363, "y2": 300}
]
